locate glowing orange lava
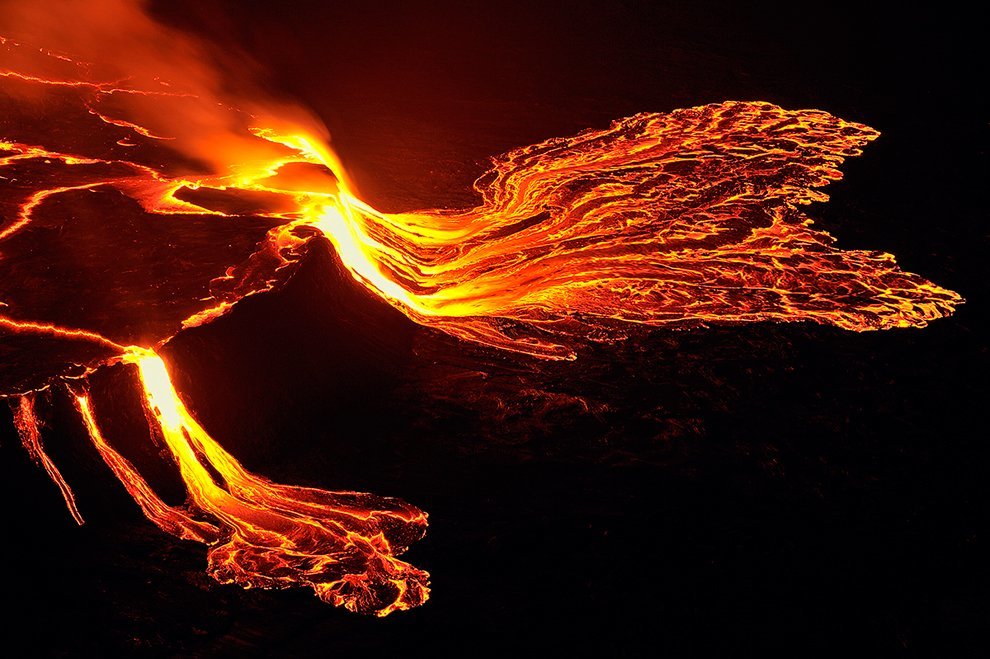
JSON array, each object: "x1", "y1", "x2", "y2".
[
  {"x1": 0, "y1": 2, "x2": 961, "y2": 616},
  {"x1": 10, "y1": 394, "x2": 84, "y2": 526},
  {"x1": 76, "y1": 349, "x2": 429, "y2": 615}
]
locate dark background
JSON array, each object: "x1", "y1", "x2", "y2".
[{"x1": 3, "y1": 1, "x2": 987, "y2": 655}]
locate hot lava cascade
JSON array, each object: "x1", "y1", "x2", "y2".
[{"x1": 0, "y1": 1, "x2": 961, "y2": 616}]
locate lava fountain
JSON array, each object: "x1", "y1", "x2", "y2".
[{"x1": 1, "y1": 1, "x2": 961, "y2": 615}]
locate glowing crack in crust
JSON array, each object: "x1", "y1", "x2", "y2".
[{"x1": 0, "y1": 7, "x2": 961, "y2": 617}]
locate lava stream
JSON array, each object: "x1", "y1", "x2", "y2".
[
  {"x1": 0, "y1": 2, "x2": 963, "y2": 617},
  {"x1": 75, "y1": 348, "x2": 429, "y2": 616},
  {"x1": 10, "y1": 394, "x2": 84, "y2": 526}
]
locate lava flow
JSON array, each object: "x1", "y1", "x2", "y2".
[
  {"x1": 1, "y1": 1, "x2": 961, "y2": 616},
  {"x1": 77, "y1": 348, "x2": 430, "y2": 614}
]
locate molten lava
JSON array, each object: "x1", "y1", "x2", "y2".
[
  {"x1": 10, "y1": 394, "x2": 84, "y2": 526},
  {"x1": 78, "y1": 349, "x2": 429, "y2": 615},
  {"x1": 0, "y1": 2, "x2": 961, "y2": 616}
]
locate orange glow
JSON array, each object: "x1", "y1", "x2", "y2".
[
  {"x1": 74, "y1": 349, "x2": 430, "y2": 615},
  {"x1": 10, "y1": 394, "x2": 84, "y2": 526},
  {"x1": 0, "y1": 3, "x2": 963, "y2": 616},
  {"x1": 0, "y1": 316, "x2": 127, "y2": 351}
]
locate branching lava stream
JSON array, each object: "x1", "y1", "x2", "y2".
[{"x1": 1, "y1": 2, "x2": 961, "y2": 616}]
